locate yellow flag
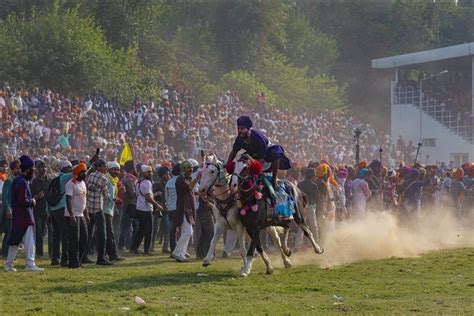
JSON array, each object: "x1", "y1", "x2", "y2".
[{"x1": 119, "y1": 143, "x2": 133, "y2": 166}]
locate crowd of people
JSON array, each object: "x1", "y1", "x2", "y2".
[
  {"x1": 0, "y1": 145, "x2": 472, "y2": 271},
  {"x1": 0, "y1": 84, "x2": 472, "y2": 272},
  {"x1": 0, "y1": 85, "x2": 396, "y2": 168},
  {"x1": 294, "y1": 158, "x2": 473, "y2": 248},
  {"x1": 397, "y1": 71, "x2": 473, "y2": 125}
]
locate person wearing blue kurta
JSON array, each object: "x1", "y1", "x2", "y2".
[
  {"x1": 4, "y1": 155, "x2": 44, "y2": 272},
  {"x1": 1, "y1": 160, "x2": 20, "y2": 258},
  {"x1": 226, "y1": 115, "x2": 291, "y2": 189}
]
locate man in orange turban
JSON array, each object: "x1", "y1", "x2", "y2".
[
  {"x1": 72, "y1": 163, "x2": 87, "y2": 184},
  {"x1": 358, "y1": 160, "x2": 368, "y2": 169}
]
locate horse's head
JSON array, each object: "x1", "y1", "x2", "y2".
[
  {"x1": 229, "y1": 153, "x2": 263, "y2": 194},
  {"x1": 199, "y1": 153, "x2": 225, "y2": 196}
]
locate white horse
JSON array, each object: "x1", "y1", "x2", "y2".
[
  {"x1": 199, "y1": 153, "x2": 293, "y2": 277},
  {"x1": 198, "y1": 154, "x2": 248, "y2": 275}
]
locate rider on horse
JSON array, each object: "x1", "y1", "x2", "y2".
[{"x1": 226, "y1": 115, "x2": 291, "y2": 192}]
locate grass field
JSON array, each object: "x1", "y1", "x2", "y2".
[{"x1": 1, "y1": 247, "x2": 473, "y2": 315}]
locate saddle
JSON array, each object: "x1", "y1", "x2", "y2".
[{"x1": 259, "y1": 176, "x2": 295, "y2": 221}]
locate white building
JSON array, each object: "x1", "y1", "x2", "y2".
[{"x1": 372, "y1": 43, "x2": 474, "y2": 166}]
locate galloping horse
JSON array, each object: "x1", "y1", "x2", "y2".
[
  {"x1": 199, "y1": 153, "x2": 294, "y2": 276},
  {"x1": 229, "y1": 153, "x2": 324, "y2": 276},
  {"x1": 198, "y1": 153, "x2": 248, "y2": 274}
]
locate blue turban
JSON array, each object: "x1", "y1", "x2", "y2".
[
  {"x1": 19, "y1": 155, "x2": 34, "y2": 172},
  {"x1": 237, "y1": 116, "x2": 252, "y2": 129},
  {"x1": 358, "y1": 168, "x2": 369, "y2": 178}
]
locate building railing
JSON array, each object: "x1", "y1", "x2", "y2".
[{"x1": 394, "y1": 85, "x2": 473, "y2": 143}]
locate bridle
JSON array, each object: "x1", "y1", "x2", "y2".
[
  {"x1": 233, "y1": 159, "x2": 258, "y2": 194},
  {"x1": 203, "y1": 161, "x2": 231, "y2": 197},
  {"x1": 203, "y1": 161, "x2": 235, "y2": 222}
]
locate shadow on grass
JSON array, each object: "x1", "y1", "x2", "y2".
[{"x1": 48, "y1": 271, "x2": 233, "y2": 294}]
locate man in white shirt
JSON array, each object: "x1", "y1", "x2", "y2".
[
  {"x1": 130, "y1": 165, "x2": 163, "y2": 255},
  {"x1": 65, "y1": 163, "x2": 89, "y2": 268},
  {"x1": 165, "y1": 164, "x2": 180, "y2": 253}
]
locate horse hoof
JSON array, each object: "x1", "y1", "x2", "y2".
[
  {"x1": 202, "y1": 261, "x2": 210, "y2": 267},
  {"x1": 266, "y1": 267, "x2": 274, "y2": 275},
  {"x1": 316, "y1": 247, "x2": 324, "y2": 255},
  {"x1": 240, "y1": 272, "x2": 248, "y2": 277},
  {"x1": 284, "y1": 261, "x2": 293, "y2": 269}
]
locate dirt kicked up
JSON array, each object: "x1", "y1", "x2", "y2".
[{"x1": 293, "y1": 209, "x2": 474, "y2": 268}]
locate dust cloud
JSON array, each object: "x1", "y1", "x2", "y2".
[{"x1": 291, "y1": 209, "x2": 474, "y2": 268}]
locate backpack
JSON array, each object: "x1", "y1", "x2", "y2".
[{"x1": 46, "y1": 176, "x2": 64, "y2": 207}]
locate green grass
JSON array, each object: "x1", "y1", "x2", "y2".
[{"x1": 1, "y1": 248, "x2": 473, "y2": 315}]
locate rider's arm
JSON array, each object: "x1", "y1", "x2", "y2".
[{"x1": 227, "y1": 150, "x2": 237, "y2": 166}]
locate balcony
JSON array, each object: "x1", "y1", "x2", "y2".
[{"x1": 394, "y1": 85, "x2": 473, "y2": 144}]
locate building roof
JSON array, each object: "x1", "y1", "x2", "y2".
[{"x1": 371, "y1": 42, "x2": 474, "y2": 69}]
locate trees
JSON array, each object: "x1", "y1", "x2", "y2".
[
  {"x1": 0, "y1": 5, "x2": 144, "y2": 100},
  {"x1": 1, "y1": 0, "x2": 472, "y2": 111}
]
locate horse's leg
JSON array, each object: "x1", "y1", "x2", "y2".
[
  {"x1": 241, "y1": 227, "x2": 256, "y2": 277},
  {"x1": 292, "y1": 187, "x2": 324, "y2": 255},
  {"x1": 296, "y1": 220, "x2": 324, "y2": 254},
  {"x1": 282, "y1": 225, "x2": 292, "y2": 257},
  {"x1": 267, "y1": 226, "x2": 292, "y2": 269},
  {"x1": 232, "y1": 220, "x2": 248, "y2": 274},
  {"x1": 202, "y1": 218, "x2": 224, "y2": 266},
  {"x1": 306, "y1": 205, "x2": 320, "y2": 245},
  {"x1": 255, "y1": 233, "x2": 274, "y2": 275},
  {"x1": 229, "y1": 208, "x2": 249, "y2": 274}
]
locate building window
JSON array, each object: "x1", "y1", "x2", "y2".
[
  {"x1": 450, "y1": 153, "x2": 469, "y2": 167},
  {"x1": 422, "y1": 138, "x2": 436, "y2": 147}
]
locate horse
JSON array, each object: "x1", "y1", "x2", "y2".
[
  {"x1": 198, "y1": 153, "x2": 248, "y2": 274},
  {"x1": 199, "y1": 153, "x2": 293, "y2": 276},
  {"x1": 229, "y1": 153, "x2": 324, "y2": 276}
]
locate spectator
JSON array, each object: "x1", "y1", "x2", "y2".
[
  {"x1": 195, "y1": 196, "x2": 214, "y2": 259},
  {"x1": 130, "y1": 165, "x2": 163, "y2": 255},
  {"x1": 30, "y1": 160, "x2": 51, "y2": 257},
  {"x1": 118, "y1": 160, "x2": 138, "y2": 251},
  {"x1": 48, "y1": 160, "x2": 73, "y2": 266},
  {"x1": 1, "y1": 160, "x2": 20, "y2": 258},
  {"x1": 151, "y1": 166, "x2": 170, "y2": 253},
  {"x1": 351, "y1": 168, "x2": 373, "y2": 220},
  {"x1": 103, "y1": 161, "x2": 125, "y2": 261},
  {"x1": 165, "y1": 163, "x2": 180, "y2": 253},
  {"x1": 172, "y1": 161, "x2": 200, "y2": 262},
  {"x1": 86, "y1": 159, "x2": 111, "y2": 265},
  {"x1": 64, "y1": 163, "x2": 88, "y2": 269},
  {"x1": 3, "y1": 155, "x2": 44, "y2": 272}
]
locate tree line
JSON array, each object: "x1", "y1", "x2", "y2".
[{"x1": 0, "y1": 0, "x2": 473, "y2": 113}]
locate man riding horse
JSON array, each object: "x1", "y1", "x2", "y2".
[{"x1": 226, "y1": 115, "x2": 291, "y2": 192}]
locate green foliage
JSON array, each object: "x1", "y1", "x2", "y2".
[
  {"x1": 255, "y1": 52, "x2": 345, "y2": 110},
  {"x1": 308, "y1": 74, "x2": 347, "y2": 110},
  {"x1": 255, "y1": 52, "x2": 310, "y2": 108},
  {"x1": 0, "y1": 5, "x2": 144, "y2": 100},
  {"x1": 218, "y1": 70, "x2": 276, "y2": 106},
  {"x1": 0, "y1": 18, "x2": 28, "y2": 87},
  {"x1": 283, "y1": 12, "x2": 338, "y2": 74},
  {"x1": 1, "y1": 0, "x2": 473, "y2": 110}
]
